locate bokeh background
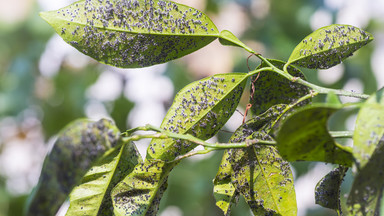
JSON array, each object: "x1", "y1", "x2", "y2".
[{"x1": 1, "y1": 0, "x2": 383, "y2": 215}]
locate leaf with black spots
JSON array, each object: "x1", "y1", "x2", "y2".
[
  {"x1": 249, "y1": 59, "x2": 310, "y2": 115},
  {"x1": 230, "y1": 132, "x2": 297, "y2": 216},
  {"x1": 111, "y1": 160, "x2": 170, "y2": 216},
  {"x1": 348, "y1": 137, "x2": 384, "y2": 215},
  {"x1": 213, "y1": 150, "x2": 239, "y2": 216},
  {"x1": 353, "y1": 88, "x2": 384, "y2": 169},
  {"x1": 315, "y1": 166, "x2": 348, "y2": 214},
  {"x1": 40, "y1": 0, "x2": 219, "y2": 68},
  {"x1": 213, "y1": 105, "x2": 296, "y2": 215},
  {"x1": 27, "y1": 119, "x2": 121, "y2": 216},
  {"x1": 287, "y1": 24, "x2": 373, "y2": 69},
  {"x1": 147, "y1": 73, "x2": 248, "y2": 161},
  {"x1": 66, "y1": 139, "x2": 142, "y2": 215}
]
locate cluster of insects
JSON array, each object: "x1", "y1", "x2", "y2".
[
  {"x1": 53, "y1": 0, "x2": 218, "y2": 67},
  {"x1": 148, "y1": 74, "x2": 246, "y2": 160},
  {"x1": 296, "y1": 25, "x2": 372, "y2": 69}
]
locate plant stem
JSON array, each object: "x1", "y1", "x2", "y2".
[
  {"x1": 296, "y1": 78, "x2": 369, "y2": 99},
  {"x1": 330, "y1": 131, "x2": 354, "y2": 138},
  {"x1": 172, "y1": 148, "x2": 215, "y2": 162},
  {"x1": 247, "y1": 67, "x2": 273, "y2": 77},
  {"x1": 122, "y1": 124, "x2": 276, "y2": 150},
  {"x1": 255, "y1": 55, "x2": 370, "y2": 99}
]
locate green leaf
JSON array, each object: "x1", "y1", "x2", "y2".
[
  {"x1": 315, "y1": 166, "x2": 348, "y2": 214},
  {"x1": 213, "y1": 105, "x2": 296, "y2": 215},
  {"x1": 230, "y1": 132, "x2": 297, "y2": 216},
  {"x1": 114, "y1": 73, "x2": 248, "y2": 215},
  {"x1": 276, "y1": 105, "x2": 354, "y2": 166},
  {"x1": 347, "y1": 138, "x2": 384, "y2": 215},
  {"x1": 353, "y1": 88, "x2": 384, "y2": 169},
  {"x1": 111, "y1": 160, "x2": 171, "y2": 216},
  {"x1": 66, "y1": 139, "x2": 142, "y2": 215},
  {"x1": 213, "y1": 150, "x2": 239, "y2": 216},
  {"x1": 287, "y1": 24, "x2": 374, "y2": 69},
  {"x1": 147, "y1": 73, "x2": 248, "y2": 161},
  {"x1": 26, "y1": 119, "x2": 121, "y2": 216},
  {"x1": 219, "y1": 30, "x2": 255, "y2": 53},
  {"x1": 249, "y1": 59, "x2": 310, "y2": 115},
  {"x1": 40, "y1": 0, "x2": 219, "y2": 68}
]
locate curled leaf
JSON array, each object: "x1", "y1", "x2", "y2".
[
  {"x1": 27, "y1": 119, "x2": 121, "y2": 216},
  {"x1": 315, "y1": 166, "x2": 348, "y2": 214},
  {"x1": 40, "y1": 0, "x2": 219, "y2": 68},
  {"x1": 276, "y1": 105, "x2": 354, "y2": 166},
  {"x1": 287, "y1": 24, "x2": 373, "y2": 69}
]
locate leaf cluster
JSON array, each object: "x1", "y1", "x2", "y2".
[{"x1": 27, "y1": 0, "x2": 382, "y2": 215}]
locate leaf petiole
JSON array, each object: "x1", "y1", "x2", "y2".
[{"x1": 256, "y1": 57, "x2": 370, "y2": 99}]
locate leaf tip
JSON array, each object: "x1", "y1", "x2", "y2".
[
  {"x1": 39, "y1": 11, "x2": 54, "y2": 26},
  {"x1": 39, "y1": 11, "x2": 48, "y2": 20}
]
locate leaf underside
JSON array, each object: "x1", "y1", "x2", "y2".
[
  {"x1": 348, "y1": 138, "x2": 384, "y2": 216},
  {"x1": 276, "y1": 105, "x2": 354, "y2": 166},
  {"x1": 288, "y1": 24, "x2": 374, "y2": 69},
  {"x1": 27, "y1": 119, "x2": 121, "y2": 216},
  {"x1": 40, "y1": 0, "x2": 219, "y2": 68},
  {"x1": 250, "y1": 59, "x2": 310, "y2": 115},
  {"x1": 315, "y1": 166, "x2": 348, "y2": 213},
  {"x1": 147, "y1": 73, "x2": 248, "y2": 161},
  {"x1": 353, "y1": 88, "x2": 384, "y2": 169}
]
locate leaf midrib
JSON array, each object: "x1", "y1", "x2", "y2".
[
  {"x1": 253, "y1": 146, "x2": 282, "y2": 214},
  {"x1": 43, "y1": 12, "x2": 220, "y2": 38}
]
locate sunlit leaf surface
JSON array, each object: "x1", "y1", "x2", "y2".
[
  {"x1": 288, "y1": 24, "x2": 373, "y2": 69},
  {"x1": 230, "y1": 132, "x2": 297, "y2": 216},
  {"x1": 66, "y1": 140, "x2": 141, "y2": 215},
  {"x1": 111, "y1": 160, "x2": 170, "y2": 216},
  {"x1": 213, "y1": 105, "x2": 296, "y2": 215},
  {"x1": 40, "y1": 0, "x2": 219, "y2": 68},
  {"x1": 213, "y1": 150, "x2": 239, "y2": 216}
]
